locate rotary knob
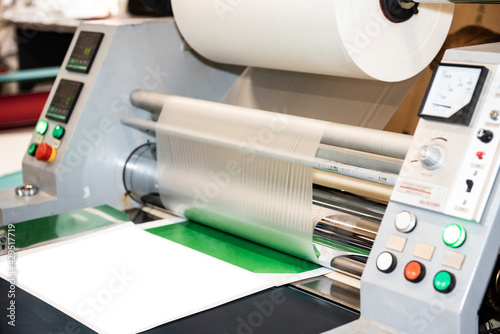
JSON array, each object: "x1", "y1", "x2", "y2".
[
  {"x1": 418, "y1": 145, "x2": 444, "y2": 170},
  {"x1": 477, "y1": 129, "x2": 494, "y2": 143}
]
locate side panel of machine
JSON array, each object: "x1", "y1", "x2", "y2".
[
  {"x1": 354, "y1": 49, "x2": 500, "y2": 334},
  {"x1": 325, "y1": 46, "x2": 500, "y2": 334},
  {"x1": 0, "y1": 19, "x2": 241, "y2": 225}
]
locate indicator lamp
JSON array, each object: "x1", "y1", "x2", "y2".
[
  {"x1": 28, "y1": 143, "x2": 38, "y2": 156},
  {"x1": 53, "y1": 125, "x2": 65, "y2": 139},
  {"x1": 442, "y1": 224, "x2": 466, "y2": 248},
  {"x1": 434, "y1": 271, "x2": 455, "y2": 293},
  {"x1": 36, "y1": 120, "x2": 49, "y2": 135}
]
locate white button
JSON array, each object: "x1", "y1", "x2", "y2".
[
  {"x1": 377, "y1": 251, "x2": 396, "y2": 273},
  {"x1": 395, "y1": 211, "x2": 417, "y2": 233}
]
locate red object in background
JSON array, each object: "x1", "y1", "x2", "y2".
[{"x1": 0, "y1": 92, "x2": 49, "y2": 129}]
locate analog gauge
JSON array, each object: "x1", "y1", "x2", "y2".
[{"x1": 419, "y1": 64, "x2": 488, "y2": 125}]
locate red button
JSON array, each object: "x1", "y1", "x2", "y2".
[
  {"x1": 404, "y1": 261, "x2": 425, "y2": 283},
  {"x1": 477, "y1": 151, "x2": 485, "y2": 160},
  {"x1": 35, "y1": 143, "x2": 56, "y2": 163}
]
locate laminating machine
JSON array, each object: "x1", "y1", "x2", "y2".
[{"x1": 1, "y1": 1, "x2": 500, "y2": 333}]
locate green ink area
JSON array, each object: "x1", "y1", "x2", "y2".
[
  {"x1": 1, "y1": 205, "x2": 127, "y2": 249},
  {"x1": 147, "y1": 221, "x2": 320, "y2": 274}
]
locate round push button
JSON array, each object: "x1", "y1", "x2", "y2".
[
  {"x1": 434, "y1": 271, "x2": 455, "y2": 293},
  {"x1": 405, "y1": 261, "x2": 425, "y2": 283},
  {"x1": 442, "y1": 224, "x2": 466, "y2": 248},
  {"x1": 395, "y1": 211, "x2": 417, "y2": 233},
  {"x1": 28, "y1": 143, "x2": 38, "y2": 156},
  {"x1": 52, "y1": 125, "x2": 65, "y2": 139},
  {"x1": 35, "y1": 143, "x2": 56, "y2": 163},
  {"x1": 35, "y1": 120, "x2": 48, "y2": 135},
  {"x1": 376, "y1": 252, "x2": 397, "y2": 273}
]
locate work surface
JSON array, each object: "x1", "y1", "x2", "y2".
[{"x1": 0, "y1": 277, "x2": 358, "y2": 334}]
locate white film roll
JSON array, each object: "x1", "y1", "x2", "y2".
[{"x1": 172, "y1": 0, "x2": 454, "y2": 82}]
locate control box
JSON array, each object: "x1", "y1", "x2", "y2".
[{"x1": 334, "y1": 44, "x2": 500, "y2": 334}]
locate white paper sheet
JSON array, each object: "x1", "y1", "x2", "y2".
[{"x1": 0, "y1": 222, "x2": 329, "y2": 333}]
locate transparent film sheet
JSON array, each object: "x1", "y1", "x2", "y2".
[{"x1": 156, "y1": 96, "x2": 328, "y2": 263}]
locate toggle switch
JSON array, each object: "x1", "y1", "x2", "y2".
[{"x1": 466, "y1": 179, "x2": 474, "y2": 193}]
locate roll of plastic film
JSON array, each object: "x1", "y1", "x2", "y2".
[{"x1": 172, "y1": 0, "x2": 454, "y2": 82}]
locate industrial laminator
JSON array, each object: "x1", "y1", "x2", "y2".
[{"x1": 1, "y1": 1, "x2": 500, "y2": 333}]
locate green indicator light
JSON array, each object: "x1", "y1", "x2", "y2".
[
  {"x1": 47, "y1": 114, "x2": 66, "y2": 120},
  {"x1": 84, "y1": 47, "x2": 92, "y2": 56},
  {"x1": 28, "y1": 143, "x2": 38, "y2": 156},
  {"x1": 434, "y1": 271, "x2": 455, "y2": 293},
  {"x1": 67, "y1": 65, "x2": 88, "y2": 71},
  {"x1": 36, "y1": 120, "x2": 48, "y2": 135},
  {"x1": 443, "y1": 224, "x2": 466, "y2": 248},
  {"x1": 69, "y1": 58, "x2": 75, "y2": 63},
  {"x1": 52, "y1": 125, "x2": 65, "y2": 139},
  {"x1": 49, "y1": 106, "x2": 55, "y2": 112}
]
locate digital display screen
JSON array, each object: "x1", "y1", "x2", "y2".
[
  {"x1": 66, "y1": 31, "x2": 104, "y2": 73},
  {"x1": 46, "y1": 80, "x2": 84, "y2": 123},
  {"x1": 419, "y1": 64, "x2": 488, "y2": 126}
]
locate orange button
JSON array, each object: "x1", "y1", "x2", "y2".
[
  {"x1": 35, "y1": 143, "x2": 56, "y2": 163},
  {"x1": 405, "y1": 261, "x2": 425, "y2": 283}
]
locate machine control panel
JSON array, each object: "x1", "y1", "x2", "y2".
[
  {"x1": 26, "y1": 30, "x2": 102, "y2": 163},
  {"x1": 46, "y1": 80, "x2": 84, "y2": 123},
  {"x1": 66, "y1": 31, "x2": 104, "y2": 73},
  {"x1": 356, "y1": 46, "x2": 500, "y2": 334},
  {"x1": 392, "y1": 63, "x2": 500, "y2": 222}
]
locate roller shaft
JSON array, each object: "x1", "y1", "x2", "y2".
[{"x1": 129, "y1": 90, "x2": 412, "y2": 159}]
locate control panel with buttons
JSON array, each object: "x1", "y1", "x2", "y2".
[
  {"x1": 359, "y1": 44, "x2": 500, "y2": 334},
  {"x1": 392, "y1": 61, "x2": 500, "y2": 223}
]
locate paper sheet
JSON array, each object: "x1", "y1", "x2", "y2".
[{"x1": 0, "y1": 222, "x2": 329, "y2": 334}]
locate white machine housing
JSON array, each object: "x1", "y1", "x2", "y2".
[{"x1": 332, "y1": 43, "x2": 500, "y2": 334}]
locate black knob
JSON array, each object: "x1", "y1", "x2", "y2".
[{"x1": 478, "y1": 129, "x2": 494, "y2": 143}]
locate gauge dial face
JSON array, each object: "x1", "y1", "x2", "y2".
[{"x1": 419, "y1": 64, "x2": 488, "y2": 125}]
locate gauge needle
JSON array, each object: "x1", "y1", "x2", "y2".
[{"x1": 433, "y1": 103, "x2": 451, "y2": 109}]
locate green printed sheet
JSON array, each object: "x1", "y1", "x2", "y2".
[
  {"x1": 0, "y1": 205, "x2": 128, "y2": 249},
  {"x1": 147, "y1": 221, "x2": 321, "y2": 274}
]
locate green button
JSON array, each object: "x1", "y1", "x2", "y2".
[
  {"x1": 28, "y1": 143, "x2": 38, "y2": 156},
  {"x1": 35, "y1": 120, "x2": 48, "y2": 135},
  {"x1": 52, "y1": 125, "x2": 65, "y2": 139},
  {"x1": 443, "y1": 224, "x2": 466, "y2": 248},
  {"x1": 434, "y1": 271, "x2": 455, "y2": 293}
]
